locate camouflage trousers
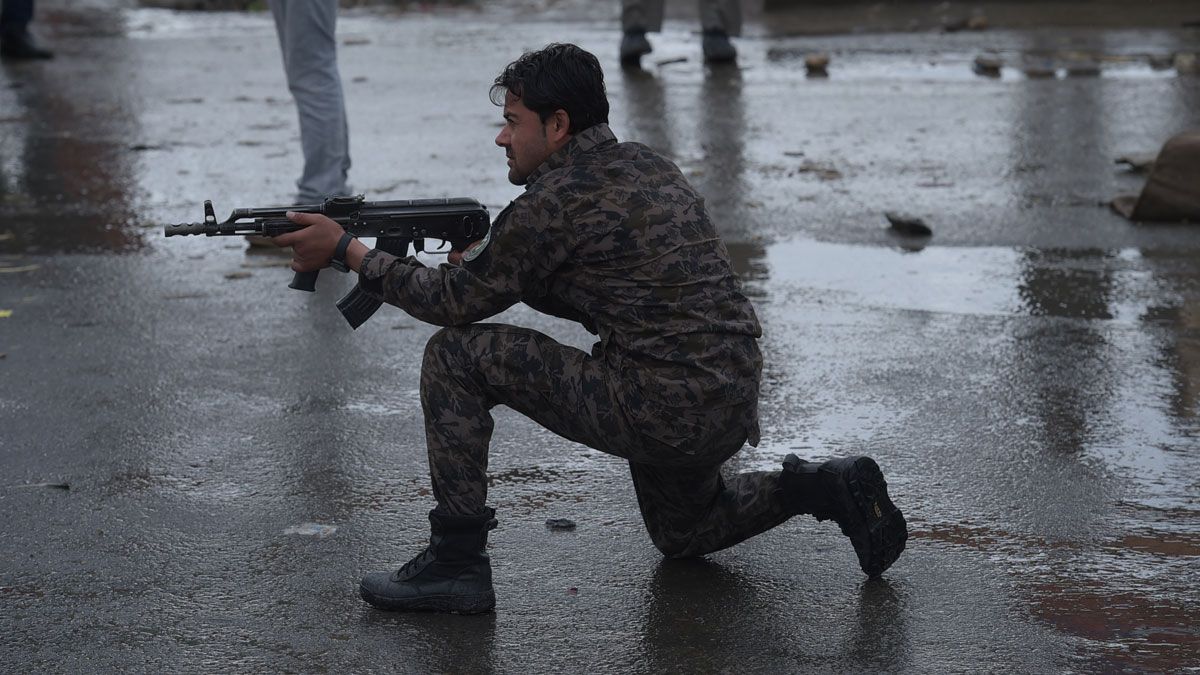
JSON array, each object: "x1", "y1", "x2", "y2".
[{"x1": 420, "y1": 324, "x2": 793, "y2": 558}]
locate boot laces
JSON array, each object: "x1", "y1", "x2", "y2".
[{"x1": 392, "y1": 545, "x2": 435, "y2": 581}]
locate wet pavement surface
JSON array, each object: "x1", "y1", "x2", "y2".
[{"x1": 2, "y1": 1, "x2": 1199, "y2": 672}]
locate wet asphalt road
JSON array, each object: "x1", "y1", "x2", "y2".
[{"x1": 2, "y1": 1, "x2": 1199, "y2": 672}]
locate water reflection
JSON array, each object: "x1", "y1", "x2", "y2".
[
  {"x1": 848, "y1": 579, "x2": 910, "y2": 672},
  {"x1": 638, "y1": 558, "x2": 776, "y2": 672},
  {"x1": 361, "y1": 609, "x2": 497, "y2": 672},
  {"x1": 0, "y1": 11, "x2": 144, "y2": 254},
  {"x1": 638, "y1": 558, "x2": 911, "y2": 671}
]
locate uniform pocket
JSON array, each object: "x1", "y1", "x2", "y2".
[
  {"x1": 469, "y1": 326, "x2": 555, "y2": 391},
  {"x1": 623, "y1": 400, "x2": 746, "y2": 462}
]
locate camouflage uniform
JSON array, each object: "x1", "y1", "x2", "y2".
[{"x1": 357, "y1": 124, "x2": 791, "y2": 557}]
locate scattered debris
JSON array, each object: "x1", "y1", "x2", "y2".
[
  {"x1": 973, "y1": 55, "x2": 1003, "y2": 77},
  {"x1": 1065, "y1": 60, "x2": 1101, "y2": 77},
  {"x1": 566, "y1": 587, "x2": 579, "y2": 596},
  {"x1": 0, "y1": 310, "x2": 10, "y2": 318},
  {"x1": 805, "y1": 53, "x2": 830, "y2": 77},
  {"x1": 1115, "y1": 153, "x2": 1157, "y2": 173},
  {"x1": 1022, "y1": 60, "x2": 1056, "y2": 79},
  {"x1": 655, "y1": 57, "x2": 688, "y2": 67},
  {"x1": 224, "y1": 271, "x2": 252, "y2": 280},
  {"x1": 885, "y1": 211, "x2": 934, "y2": 237},
  {"x1": 342, "y1": 37, "x2": 370, "y2": 47},
  {"x1": 1148, "y1": 54, "x2": 1175, "y2": 70},
  {"x1": 10, "y1": 482, "x2": 70, "y2": 490},
  {"x1": 794, "y1": 160, "x2": 842, "y2": 181},
  {"x1": 283, "y1": 522, "x2": 337, "y2": 538},
  {"x1": 545, "y1": 518, "x2": 577, "y2": 531},
  {"x1": 1176, "y1": 53, "x2": 1199, "y2": 75},
  {"x1": 130, "y1": 143, "x2": 165, "y2": 152},
  {"x1": 0, "y1": 264, "x2": 39, "y2": 274},
  {"x1": 943, "y1": 15, "x2": 988, "y2": 32}
]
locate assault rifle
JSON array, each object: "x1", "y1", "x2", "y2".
[{"x1": 164, "y1": 195, "x2": 490, "y2": 329}]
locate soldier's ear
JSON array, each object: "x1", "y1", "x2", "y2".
[{"x1": 547, "y1": 109, "x2": 571, "y2": 147}]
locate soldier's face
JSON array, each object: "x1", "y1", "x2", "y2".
[{"x1": 495, "y1": 92, "x2": 553, "y2": 185}]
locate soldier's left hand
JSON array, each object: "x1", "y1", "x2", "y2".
[{"x1": 273, "y1": 212, "x2": 344, "y2": 273}]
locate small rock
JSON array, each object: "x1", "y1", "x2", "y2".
[
  {"x1": 942, "y1": 15, "x2": 987, "y2": 32},
  {"x1": 1148, "y1": 54, "x2": 1175, "y2": 70},
  {"x1": 1022, "y1": 64, "x2": 1057, "y2": 79},
  {"x1": 885, "y1": 211, "x2": 933, "y2": 237},
  {"x1": 805, "y1": 52, "x2": 830, "y2": 77},
  {"x1": 1176, "y1": 53, "x2": 1199, "y2": 75},
  {"x1": 1115, "y1": 153, "x2": 1157, "y2": 173},
  {"x1": 1065, "y1": 60, "x2": 1101, "y2": 77},
  {"x1": 545, "y1": 518, "x2": 577, "y2": 531},
  {"x1": 973, "y1": 55, "x2": 1002, "y2": 77}
]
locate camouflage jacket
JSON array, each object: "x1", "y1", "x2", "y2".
[{"x1": 358, "y1": 124, "x2": 762, "y2": 441}]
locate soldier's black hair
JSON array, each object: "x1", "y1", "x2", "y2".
[{"x1": 490, "y1": 43, "x2": 609, "y2": 135}]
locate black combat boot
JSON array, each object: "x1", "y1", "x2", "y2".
[
  {"x1": 701, "y1": 29, "x2": 736, "y2": 64},
  {"x1": 0, "y1": 28, "x2": 54, "y2": 60},
  {"x1": 781, "y1": 454, "x2": 907, "y2": 578},
  {"x1": 359, "y1": 508, "x2": 497, "y2": 614},
  {"x1": 619, "y1": 31, "x2": 652, "y2": 66}
]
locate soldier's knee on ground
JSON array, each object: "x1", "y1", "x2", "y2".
[{"x1": 645, "y1": 526, "x2": 703, "y2": 559}]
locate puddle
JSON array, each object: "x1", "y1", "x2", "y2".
[{"x1": 762, "y1": 239, "x2": 1200, "y2": 322}]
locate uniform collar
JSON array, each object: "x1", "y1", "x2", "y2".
[{"x1": 526, "y1": 123, "x2": 617, "y2": 185}]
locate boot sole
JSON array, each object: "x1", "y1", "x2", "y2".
[
  {"x1": 359, "y1": 586, "x2": 496, "y2": 615},
  {"x1": 822, "y1": 456, "x2": 907, "y2": 578}
]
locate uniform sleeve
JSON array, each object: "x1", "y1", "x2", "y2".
[
  {"x1": 356, "y1": 188, "x2": 572, "y2": 327},
  {"x1": 523, "y1": 286, "x2": 598, "y2": 334}
]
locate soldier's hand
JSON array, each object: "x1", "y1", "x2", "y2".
[
  {"x1": 448, "y1": 240, "x2": 482, "y2": 266},
  {"x1": 272, "y1": 212, "x2": 344, "y2": 273}
]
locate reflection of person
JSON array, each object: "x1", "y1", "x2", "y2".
[
  {"x1": 620, "y1": 0, "x2": 741, "y2": 65},
  {"x1": 0, "y1": 0, "x2": 53, "y2": 60},
  {"x1": 274, "y1": 44, "x2": 907, "y2": 614},
  {"x1": 269, "y1": 0, "x2": 350, "y2": 204}
]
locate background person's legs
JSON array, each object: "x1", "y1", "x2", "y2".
[
  {"x1": 699, "y1": 0, "x2": 740, "y2": 62},
  {"x1": 619, "y1": 0, "x2": 663, "y2": 64},
  {"x1": 270, "y1": 0, "x2": 350, "y2": 203},
  {"x1": 621, "y1": 0, "x2": 666, "y2": 34},
  {"x1": 1, "y1": 0, "x2": 52, "y2": 60}
]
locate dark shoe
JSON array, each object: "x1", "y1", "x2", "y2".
[
  {"x1": 0, "y1": 30, "x2": 54, "y2": 60},
  {"x1": 359, "y1": 508, "x2": 497, "y2": 614},
  {"x1": 782, "y1": 454, "x2": 907, "y2": 578},
  {"x1": 620, "y1": 31, "x2": 652, "y2": 66},
  {"x1": 702, "y1": 30, "x2": 736, "y2": 64}
]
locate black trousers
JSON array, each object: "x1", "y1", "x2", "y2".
[{"x1": 1, "y1": 0, "x2": 34, "y2": 30}]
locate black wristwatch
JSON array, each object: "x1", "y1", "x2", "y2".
[{"x1": 330, "y1": 232, "x2": 356, "y2": 273}]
